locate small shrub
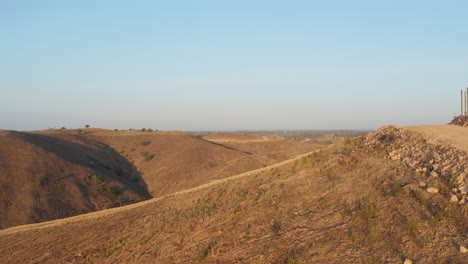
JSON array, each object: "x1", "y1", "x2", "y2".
[
  {"x1": 271, "y1": 220, "x2": 281, "y2": 235},
  {"x1": 319, "y1": 197, "x2": 327, "y2": 206},
  {"x1": 327, "y1": 174, "x2": 337, "y2": 182},
  {"x1": 140, "y1": 140, "x2": 151, "y2": 146},
  {"x1": 254, "y1": 193, "x2": 261, "y2": 201},
  {"x1": 382, "y1": 178, "x2": 402, "y2": 197},
  {"x1": 36, "y1": 174, "x2": 48, "y2": 185},
  {"x1": 101, "y1": 187, "x2": 120, "y2": 197},
  {"x1": 355, "y1": 199, "x2": 379, "y2": 222},
  {"x1": 405, "y1": 218, "x2": 419, "y2": 237},
  {"x1": 446, "y1": 171, "x2": 457, "y2": 188},
  {"x1": 322, "y1": 234, "x2": 334, "y2": 245},
  {"x1": 244, "y1": 224, "x2": 252, "y2": 236},
  {"x1": 410, "y1": 189, "x2": 423, "y2": 201},
  {"x1": 140, "y1": 151, "x2": 154, "y2": 161},
  {"x1": 88, "y1": 172, "x2": 103, "y2": 184},
  {"x1": 193, "y1": 241, "x2": 216, "y2": 262},
  {"x1": 233, "y1": 207, "x2": 241, "y2": 214},
  {"x1": 239, "y1": 189, "x2": 248, "y2": 197}
]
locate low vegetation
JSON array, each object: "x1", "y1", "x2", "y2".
[
  {"x1": 140, "y1": 151, "x2": 154, "y2": 161},
  {"x1": 140, "y1": 140, "x2": 151, "y2": 146},
  {"x1": 1, "y1": 127, "x2": 467, "y2": 264}
]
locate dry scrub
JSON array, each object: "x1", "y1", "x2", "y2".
[{"x1": 1, "y1": 133, "x2": 467, "y2": 263}]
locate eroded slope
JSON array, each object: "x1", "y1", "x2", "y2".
[{"x1": 0, "y1": 130, "x2": 149, "y2": 229}]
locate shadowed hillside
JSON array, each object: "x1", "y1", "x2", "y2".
[{"x1": 0, "y1": 130, "x2": 150, "y2": 230}]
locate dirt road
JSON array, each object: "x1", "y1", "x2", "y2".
[
  {"x1": 407, "y1": 124, "x2": 468, "y2": 152},
  {"x1": 0, "y1": 146, "x2": 329, "y2": 237}
]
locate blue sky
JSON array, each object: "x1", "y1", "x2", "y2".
[{"x1": 1, "y1": 0, "x2": 467, "y2": 131}]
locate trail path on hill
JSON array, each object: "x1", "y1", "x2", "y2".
[
  {"x1": 407, "y1": 124, "x2": 468, "y2": 152},
  {"x1": 0, "y1": 146, "x2": 329, "y2": 237}
]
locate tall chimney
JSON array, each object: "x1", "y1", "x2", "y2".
[
  {"x1": 465, "y1": 90, "x2": 467, "y2": 116},
  {"x1": 466, "y1": 89, "x2": 468, "y2": 116},
  {"x1": 462, "y1": 90, "x2": 464, "y2": 116}
]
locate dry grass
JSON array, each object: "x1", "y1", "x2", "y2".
[{"x1": 0, "y1": 134, "x2": 467, "y2": 263}]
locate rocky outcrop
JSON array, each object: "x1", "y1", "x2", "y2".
[
  {"x1": 450, "y1": 115, "x2": 468, "y2": 127},
  {"x1": 366, "y1": 125, "x2": 468, "y2": 205}
]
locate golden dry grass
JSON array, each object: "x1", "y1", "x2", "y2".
[{"x1": 1, "y1": 135, "x2": 466, "y2": 263}]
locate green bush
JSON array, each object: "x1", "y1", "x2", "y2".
[
  {"x1": 140, "y1": 140, "x2": 151, "y2": 146},
  {"x1": 36, "y1": 174, "x2": 48, "y2": 185},
  {"x1": 101, "y1": 187, "x2": 120, "y2": 197},
  {"x1": 193, "y1": 242, "x2": 216, "y2": 261},
  {"x1": 140, "y1": 151, "x2": 154, "y2": 161}
]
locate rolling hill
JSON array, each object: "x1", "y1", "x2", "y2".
[
  {"x1": 0, "y1": 128, "x2": 329, "y2": 229},
  {"x1": 1, "y1": 124, "x2": 467, "y2": 263}
]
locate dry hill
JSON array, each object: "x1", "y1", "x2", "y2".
[
  {"x1": 0, "y1": 129, "x2": 329, "y2": 229},
  {"x1": 1, "y1": 125, "x2": 467, "y2": 263},
  {"x1": 0, "y1": 130, "x2": 149, "y2": 230},
  {"x1": 86, "y1": 130, "x2": 329, "y2": 197}
]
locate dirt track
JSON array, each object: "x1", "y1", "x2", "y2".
[
  {"x1": 407, "y1": 124, "x2": 468, "y2": 152},
  {"x1": 0, "y1": 147, "x2": 328, "y2": 237},
  {"x1": 4, "y1": 124, "x2": 467, "y2": 237}
]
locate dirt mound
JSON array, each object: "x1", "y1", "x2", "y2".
[
  {"x1": 450, "y1": 115, "x2": 468, "y2": 127},
  {"x1": 1, "y1": 132, "x2": 467, "y2": 263},
  {"x1": 0, "y1": 130, "x2": 150, "y2": 229}
]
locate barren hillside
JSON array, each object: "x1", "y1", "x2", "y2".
[
  {"x1": 86, "y1": 130, "x2": 329, "y2": 197},
  {"x1": 1, "y1": 125, "x2": 467, "y2": 263},
  {"x1": 0, "y1": 129, "x2": 329, "y2": 229},
  {"x1": 0, "y1": 130, "x2": 150, "y2": 230}
]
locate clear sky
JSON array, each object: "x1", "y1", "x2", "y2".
[{"x1": 1, "y1": 0, "x2": 467, "y2": 131}]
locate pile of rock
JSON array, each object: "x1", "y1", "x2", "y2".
[
  {"x1": 450, "y1": 115, "x2": 468, "y2": 127},
  {"x1": 366, "y1": 125, "x2": 468, "y2": 205}
]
